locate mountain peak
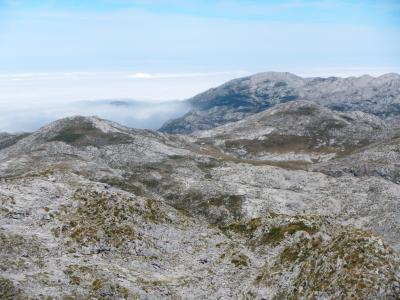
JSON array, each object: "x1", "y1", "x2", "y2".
[
  {"x1": 249, "y1": 71, "x2": 304, "y2": 82},
  {"x1": 40, "y1": 115, "x2": 129, "y2": 135}
]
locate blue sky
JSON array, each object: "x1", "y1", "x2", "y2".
[
  {"x1": 0, "y1": 0, "x2": 399, "y2": 131},
  {"x1": 1, "y1": 0, "x2": 399, "y2": 73}
]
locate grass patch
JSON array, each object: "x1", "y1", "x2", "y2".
[
  {"x1": 49, "y1": 122, "x2": 132, "y2": 147},
  {"x1": 255, "y1": 222, "x2": 317, "y2": 246},
  {"x1": 231, "y1": 253, "x2": 249, "y2": 268},
  {"x1": 0, "y1": 277, "x2": 23, "y2": 299},
  {"x1": 220, "y1": 218, "x2": 262, "y2": 237}
]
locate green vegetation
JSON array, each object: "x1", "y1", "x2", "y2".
[
  {"x1": 63, "y1": 265, "x2": 132, "y2": 299},
  {"x1": 91, "y1": 278, "x2": 103, "y2": 291},
  {"x1": 255, "y1": 221, "x2": 317, "y2": 246},
  {"x1": 49, "y1": 123, "x2": 131, "y2": 147},
  {"x1": 256, "y1": 228, "x2": 400, "y2": 299},
  {"x1": 145, "y1": 197, "x2": 167, "y2": 223},
  {"x1": 220, "y1": 218, "x2": 262, "y2": 237},
  {"x1": 0, "y1": 231, "x2": 45, "y2": 271},
  {"x1": 50, "y1": 123, "x2": 96, "y2": 144},
  {"x1": 231, "y1": 252, "x2": 249, "y2": 268},
  {"x1": 0, "y1": 277, "x2": 22, "y2": 299},
  {"x1": 53, "y1": 189, "x2": 169, "y2": 251}
]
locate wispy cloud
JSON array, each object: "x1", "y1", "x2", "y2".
[
  {"x1": 0, "y1": 72, "x2": 97, "y2": 81},
  {"x1": 127, "y1": 71, "x2": 249, "y2": 79}
]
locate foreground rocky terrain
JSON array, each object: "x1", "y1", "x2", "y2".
[{"x1": 1, "y1": 74, "x2": 400, "y2": 299}]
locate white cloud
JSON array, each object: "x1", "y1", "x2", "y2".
[
  {"x1": 0, "y1": 72, "x2": 98, "y2": 82},
  {"x1": 129, "y1": 72, "x2": 153, "y2": 79},
  {"x1": 127, "y1": 71, "x2": 250, "y2": 80}
]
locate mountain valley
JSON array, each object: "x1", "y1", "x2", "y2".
[{"x1": 1, "y1": 73, "x2": 400, "y2": 299}]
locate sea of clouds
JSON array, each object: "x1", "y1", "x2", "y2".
[
  {"x1": 0, "y1": 70, "x2": 250, "y2": 132},
  {"x1": 0, "y1": 99, "x2": 190, "y2": 133}
]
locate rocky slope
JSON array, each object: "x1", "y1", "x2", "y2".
[
  {"x1": 192, "y1": 101, "x2": 391, "y2": 163},
  {"x1": 0, "y1": 113, "x2": 399, "y2": 299},
  {"x1": 159, "y1": 72, "x2": 400, "y2": 133},
  {"x1": 0, "y1": 132, "x2": 30, "y2": 151},
  {"x1": 314, "y1": 133, "x2": 400, "y2": 184}
]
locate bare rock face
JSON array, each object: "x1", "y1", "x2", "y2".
[
  {"x1": 1, "y1": 91, "x2": 400, "y2": 297},
  {"x1": 159, "y1": 72, "x2": 400, "y2": 133}
]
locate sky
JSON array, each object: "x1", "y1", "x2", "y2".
[{"x1": 0, "y1": 0, "x2": 399, "y2": 131}]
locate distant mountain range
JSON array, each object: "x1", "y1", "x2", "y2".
[{"x1": 159, "y1": 72, "x2": 400, "y2": 133}]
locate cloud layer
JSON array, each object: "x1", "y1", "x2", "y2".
[
  {"x1": 0, "y1": 71, "x2": 250, "y2": 106},
  {"x1": 0, "y1": 99, "x2": 191, "y2": 133}
]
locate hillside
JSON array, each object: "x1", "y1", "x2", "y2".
[{"x1": 0, "y1": 113, "x2": 399, "y2": 299}]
